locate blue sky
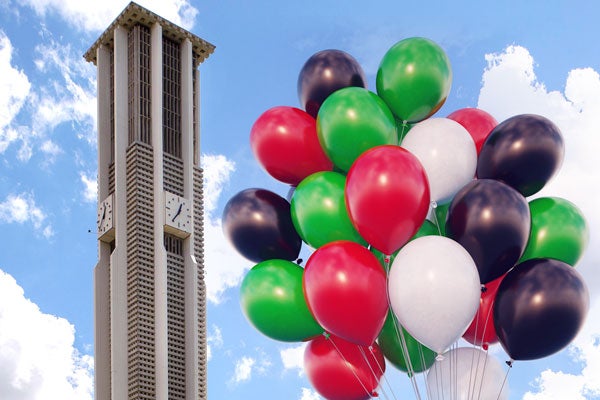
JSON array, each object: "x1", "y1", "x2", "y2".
[{"x1": 0, "y1": 0, "x2": 599, "y2": 399}]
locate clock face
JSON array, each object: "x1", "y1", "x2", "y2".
[
  {"x1": 165, "y1": 191, "x2": 192, "y2": 235},
  {"x1": 97, "y1": 194, "x2": 114, "y2": 237}
]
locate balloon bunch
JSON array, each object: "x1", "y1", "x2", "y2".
[{"x1": 222, "y1": 37, "x2": 590, "y2": 400}]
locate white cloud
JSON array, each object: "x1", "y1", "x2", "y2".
[
  {"x1": 17, "y1": 0, "x2": 198, "y2": 33},
  {"x1": 300, "y1": 387, "x2": 322, "y2": 400},
  {"x1": 202, "y1": 154, "x2": 253, "y2": 304},
  {"x1": 0, "y1": 192, "x2": 53, "y2": 237},
  {"x1": 0, "y1": 269, "x2": 93, "y2": 399},
  {"x1": 202, "y1": 154, "x2": 236, "y2": 214},
  {"x1": 478, "y1": 45, "x2": 600, "y2": 400},
  {"x1": 0, "y1": 31, "x2": 31, "y2": 154},
  {"x1": 229, "y1": 350, "x2": 272, "y2": 386},
  {"x1": 1, "y1": 29, "x2": 96, "y2": 163},
  {"x1": 80, "y1": 172, "x2": 97, "y2": 203},
  {"x1": 207, "y1": 325, "x2": 223, "y2": 362},
  {"x1": 231, "y1": 356, "x2": 255, "y2": 384},
  {"x1": 280, "y1": 343, "x2": 306, "y2": 377},
  {"x1": 32, "y1": 37, "x2": 97, "y2": 144}
]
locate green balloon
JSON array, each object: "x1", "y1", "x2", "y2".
[
  {"x1": 240, "y1": 259, "x2": 322, "y2": 342},
  {"x1": 520, "y1": 197, "x2": 589, "y2": 266},
  {"x1": 291, "y1": 171, "x2": 366, "y2": 248},
  {"x1": 377, "y1": 312, "x2": 436, "y2": 374},
  {"x1": 317, "y1": 87, "x2": 397, "y2": 172},
  {"x1": 376, "y1": 37, "x2": 452, "y2": 123},
  {"x1": 373, "y1": 219, "x2": 438, "y2": 268}
]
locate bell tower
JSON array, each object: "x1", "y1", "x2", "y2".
[{"x1": 84, "y1": 3, "x2": 214, "y2": 399}]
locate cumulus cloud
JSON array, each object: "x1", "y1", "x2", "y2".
[
  {"x1": 0, "y1": 31, "x2": 31, "y2": 154},
  {"x1": 229, "y1": 351, "x2": 272, "y2": 386},
  {"x1": 79, "y1": 172, "x2": 97, "y2": 203},
  {"x1": 0, "y1": 28, "x2": 96, "y2": 163},
  {"x1": 280, "y1": 343, "x2": 306, "y2": 377},
  {"x1": 32, "y1": 36, "x2": 97, "y2": 144},
  {"x1": 300, "y1": 387, "x2": 322, "y2": 400},
  {"x1": 202, "y1": 154, "x2": 253, "y2": 304},
  {"x1": 0, "y1": 269, "x2": 93, "y2": 400},
  {"x1": 0, "y1": 192, "x2": 53, "y2": 238},
  {"x1": 207, "y1": 325, "x2": 223, "y2": 362},
  {"x1": 17, "y1": 0, "x2": 198, "y2": 32},
  {"x1": 478, "y1": 44, "x2": 600, "y2": 400}
]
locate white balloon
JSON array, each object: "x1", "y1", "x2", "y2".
[
  {"x1": 427, "y1": 347, "x2": 509, "y2": 400},
  {"x1": 388, "y1": 236, "x2": 480, "y2": 353},
  {"x1": 401, "y1": 118, "x2": 477, "y2": 203}
]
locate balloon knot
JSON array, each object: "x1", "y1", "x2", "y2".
[
  {"x1": 296, "y1": 258, "x2": 303, "y2": 265},
  {"x1": 323, "y1": 332, "x2": 330, "y2": 339},
  {"x1": 482, "y1": 343, "x2": 489, "y2": 351},
  {"x1": 384, "y1": 256, "x2": 391, "y2": 263},
  {"x1": 481, "y1": 284, "x2": 488, "y2": 293},
  {"x1": 372, "y1": 390, "x2": 379, "y2": 397},
  {"x1": 431, "y1": 200, "x2": 438, "y2": 209},
  {"x1": 436, "y1": 354, "x2": 445, "y2": 361},
  {"x1": 506, "y1": 360, "x2": 513, "y2": 368}
]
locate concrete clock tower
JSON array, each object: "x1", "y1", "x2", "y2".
[{"x1": 84, "y1": 3, "x2": 214, "y2": 399}]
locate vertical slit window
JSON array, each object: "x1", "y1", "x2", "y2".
[
  {"x1": 128, "y1": 24, "x2": 151, "y2": 146},
  {"x1": 163, "y1": 37, "x2": 181, "y2": 158}
]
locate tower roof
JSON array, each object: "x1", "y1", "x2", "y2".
[{"x1": 84, "y1": 1, "x2": 215, "y2": 65}]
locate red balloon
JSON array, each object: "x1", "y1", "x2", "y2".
[
  {"x1": 250, "y1": 106, "x2": 333, "y2": 185},
  {"x1": 447, "y1": 108, "x2": 497, "y2": 155},
  {"x1": 345, "y1": 145, "x2": 430, "y2": 255},
  {"x1": 304, "y1": 241, "x2": 388, "y2": 346},
  {"x1": 305, "y1": 334, "x2": 385, "y2": 400},
  {"x1": 462, "y1": 275, "x2": 503, "y2": 348}
]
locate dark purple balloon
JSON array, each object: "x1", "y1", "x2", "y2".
[
  {"x1": 297, "y1": 49, "x2": 366, "y2": 118},
  {"x1": 494, "y1": 258, "x2": 589, "y2": 361},
  {"x1": 222, "y1": 188, "x2": 301, "y2": 263},
  {"x1": 477, "y1": 114, "x2": 564, "y2": 197},
  {"x1": 446, "y1": 179, "x2": 530, "y2": 283}
]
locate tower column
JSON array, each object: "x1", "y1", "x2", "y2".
[
  {"x1": 180, "y1": 38, "x2": 200, "y2": 399},
  {"x1": 150, "y1": 21, "x2": 169, "y2": 400},
  {"x1": 111, "y1": 24, "x2": 129, "y2": 400},
  {"x1": 94, "y1": 44, "x2": 112, "y2": 400}
]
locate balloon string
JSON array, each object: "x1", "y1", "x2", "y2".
[
  {"x1": 358, "y1": 345, "x2": 391, "y2": 400},
  {"x1": 495, "y1": 359, "x2": 513, "y2": 400},
  {"x1": 432, "y1": 358, "x2": 445, "y2": 400},
  {"x1": 390, "y1": 314, "x2": 422, "y2": 400},
  {"x1": 430, "y1": 201, "x2": 443, "y2": 236},
  {"x1": 368, "y1": 346, "x2": 399, "y2": 400},
  {"x1": 399, "y1": 120, "x2": 409, "y2": 143},
  {"x1": 326, "y1": 334, "x2": 374, "y2": 399},
  {"x1": 418, "y1": 344, "x2": 433, "y2": 400},
  {"x1": 384, "y1": 258, "x2": 422, "y2": 400},
  {"x1": 466, "y1": 343, "x2": 482, "y2": 400},
  {"x1": 466, "y1": 328, "x2": 480, "y2": 400},
  {"x1": 475, "y1": 348, "x2": 490, "y2": 400}
]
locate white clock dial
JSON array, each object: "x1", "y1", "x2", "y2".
[
  {"x1": 97, "y1": 194, "x2": 114, "y2": 239},
  {"x1": 165, "y1": 191, "x2": 192, "y2": 237}
]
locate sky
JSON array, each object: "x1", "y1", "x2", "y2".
[{"x1": 0, "y1": 0, "x2": 599, "y2": 399}]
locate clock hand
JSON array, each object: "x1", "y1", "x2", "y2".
[
  {"x1": 172, "y1": 203, "x2": 183, "y2": 222},
  {"x1": 101, "y1": 206, "x2": 106, "y2": 222}
]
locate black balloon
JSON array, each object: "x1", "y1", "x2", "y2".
[
  {"x1": 477, "y1": 114, "x2": 564, "y2": 197},
  {"x1": 446, "y1": 179, "x2": 530, "y2": 283},
  {"x1": 297, "y1": 49, "x2": 366, "y2": 118},
  {"x1": 494, "y1": 258, "x2": 589, "y2": 361},
  {"x1": 222, "y1": 188, "x2": 301, "y2": 263}
]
